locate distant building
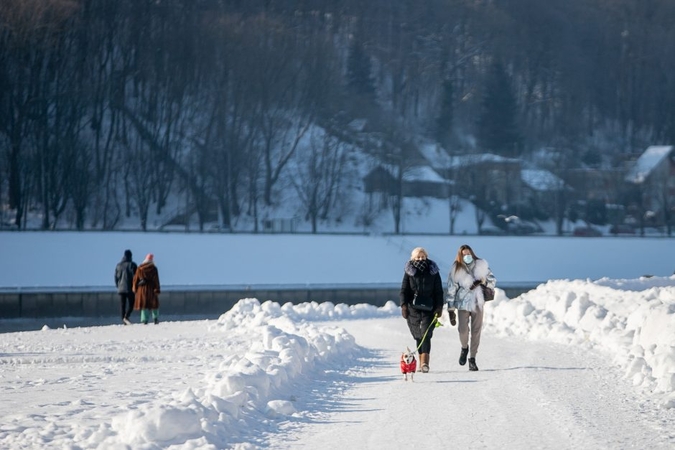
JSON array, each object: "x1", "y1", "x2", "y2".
[
  {"x1": 425, "y1": 151, "x2": 522, "y2": 205},
  {"x1": 363, "y1": 165, "x2": 396, "y2": 197},
  {"x1": 624, "y1": 145, "x2": 675, "y2": 225},
  {"x1": 564, "y1": 168, "x2": 623, "y2": 203},
  {"x1": 625, "y1": 145, "x2": 675, "y2": 184},
  {"x1": 521, "y1": 169, "x2": 570, "y2": 216},
  {"x1": 363, "y1": 164, "x2": 451, "y2": 208}
]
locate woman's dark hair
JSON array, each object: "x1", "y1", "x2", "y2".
[{"x1": 453, "y1": 244, "x2": 479, "y2": 274}]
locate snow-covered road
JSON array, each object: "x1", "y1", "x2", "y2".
[
  {"x1": 1, "y1": 297, "x2": 673, "y2": 449},
  {"x1": 271, "y1": 317, "x2": 675, "y2": 450}
]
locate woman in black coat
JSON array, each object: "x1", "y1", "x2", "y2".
[{"x1": 400, "y1": 247, "x2": 444, "y2": 373}]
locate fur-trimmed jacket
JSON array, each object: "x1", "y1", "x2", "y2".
[
  {"x1": 400, "y1": 259, "x2": 444, "y2": 312},
  {"x1": 447, "y1": 258, "x2": 496, "y2": 312},
  {"x1": 132, "y1": 262, "x2": 161, "y2": 310}
]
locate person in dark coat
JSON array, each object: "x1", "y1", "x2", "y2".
[
  {"x1": 114, "y1": 249, "x2": 137, "y2": 325},
  {"x1": 400, "y1": 247, "x2": 444, "y2": 373},
  {"x1": 132, "y1": 253, "x2": 161, "y2": 324}
]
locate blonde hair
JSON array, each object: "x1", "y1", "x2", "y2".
[{"x1": 410, "y1": 247, "x2": 428, "y2": 260}]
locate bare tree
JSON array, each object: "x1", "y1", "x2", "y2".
[
  {"x1": 238, "y1": 15, "x2": 315, "y2": 207},
  {"x1": 0, "y1": 0, "x2": 78, "y2": 227},
  {"x1": 67, "y1": 139, "x2": 93, "y2": 230},
  {"x1": 291, "y1": 130, "x2": 347, "y2": 233},
  {"x1": 126, "y1": 136, "x2": 153, "y2": 231},
  {"x1": 386, "y1": 132, "x2": 418, "y2": 235}
]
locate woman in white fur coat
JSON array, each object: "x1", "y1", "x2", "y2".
[{"x1": 447, "y1": 244, "x2": 496, "y2": 371}]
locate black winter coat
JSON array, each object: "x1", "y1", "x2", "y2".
[
  {"x1": 399, "y1": 259, "x2": 444, "y2": 312},
  {"x1": 115, "y1": 257, "x2": 137, "y2": 294}
]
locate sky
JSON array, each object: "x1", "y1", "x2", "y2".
[{"x1": 0, "y1": 230, "x2": 675, "y2": 449}]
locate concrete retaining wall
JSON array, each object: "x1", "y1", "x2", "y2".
[{"x1": 0, "y1": 284, "x2": 537, "y2": 320}]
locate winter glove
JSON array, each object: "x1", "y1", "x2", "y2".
[
  {"x1": 470, "y1": 279, "x2": 481, "y2": 290},
  {"x1": 401, "y1": 304, "x2": 409, "y2": 319},
  {"x1": 448, "y1": 309, "x2": 457, "y2": 326},
  {"x1": 433, "y1": 307, "x2": 443, "y2": 318}
]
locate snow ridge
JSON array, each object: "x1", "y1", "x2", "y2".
[
  {"x1": 486, "y1": 277, "x2": 675, "y2": 408},
  {"x1": 107, "y1": 299, "x2": 366, "y2": 448}
]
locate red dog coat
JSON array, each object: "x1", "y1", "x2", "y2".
[{"x1": 400, "y1": 357, "x2": 417, "y2": 374}]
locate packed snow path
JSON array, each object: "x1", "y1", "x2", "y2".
[
  {"x1": 270, "y1": 317, "x2": 675, "y2": 450},
  {"x1": 0, "y1": 301, "x2": 673, "y2": 449}
]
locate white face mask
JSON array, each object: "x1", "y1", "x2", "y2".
[{"x1": 462, "y1": 254, "x2": 473, "y2": 265}]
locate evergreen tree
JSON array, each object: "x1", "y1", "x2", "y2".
[
  {"x1": 346, "y1": 35, "x2": 376, "y2": 98},
  {"x1": 476, "y1": 61, "x2": 521, "y2": 156}
]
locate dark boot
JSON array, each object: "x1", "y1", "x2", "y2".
[
  {"x1": 459, "y1": 347, "x2": 469, "y2": 366},
  {"x1": 468, "y1": 357, "x2": 478, "y2": 371}
]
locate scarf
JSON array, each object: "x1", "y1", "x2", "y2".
[{"x1": 411, "y1": 259, "x2": 429, "y2": 273}]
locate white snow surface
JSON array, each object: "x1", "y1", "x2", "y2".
[
  {"x1": 1, "y1": 280, "x2": 675, "y2": 448},
  {"x1": 1, "y1": 231, "x2": 675, "y2": 448},
  {"x1": 0, "y1": 233, "x2": 673, "y2": 288}
]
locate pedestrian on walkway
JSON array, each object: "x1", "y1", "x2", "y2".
[
  {"x1": 114, "y1": 249, "x2": 137, "y2": 325},
  {"x1": 399, "y1": 247, "x2": 444, "y2": 373},
  {"x1": 447, "y1": 244, "x2": 496, "y2": 371},
  {"x1": 133, "y1": 253, "x2": 161, "y2": 324}
]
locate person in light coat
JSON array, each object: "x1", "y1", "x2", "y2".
[{"x1": 447, "y1": 244, "x2": 496, "y2": 371}]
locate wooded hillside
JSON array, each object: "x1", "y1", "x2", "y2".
[{"x1": 1, "y1": 0, "x2": 673, "y2": 231}]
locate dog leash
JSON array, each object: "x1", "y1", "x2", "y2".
[{"x1": 416, "y1": 314, "x2": 441, "y2": 353}]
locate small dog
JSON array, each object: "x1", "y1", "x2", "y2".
[{"x1": 400, "y1": 347, "x2": 417, "y2": 382}]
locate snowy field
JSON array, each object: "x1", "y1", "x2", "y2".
[
  {"x1": 1, "y1": 280, "x2": 674, "y2": 449},
  {"x1": 0, "y1": 232, "x2": 673, "y2": 288},
  {"x1": 0, "y1": 231, "x2": 674, "y2": 448}
]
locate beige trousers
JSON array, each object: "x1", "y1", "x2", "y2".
[{"x1": 457, "y1": 308, "x2": 484, "y2": 358}]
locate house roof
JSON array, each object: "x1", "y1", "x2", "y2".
[
  {"x1": 521, "y1": 169, "x2": 566, "y2": 192},
  {"x1": 368, "y1": 164, "x2": 449, "y2": 184},
  {"x1": 441, "y1": 153, "x2": 520, "y2": 172},
  {"x1": 456, "y1": 153, "x2": 519, "y2": 166},
  {"x1": 403, "y1": 166, "x2": 448, "y2": 183},
  {"x1": 417, "y1": 144, "x2": 520, "y2": 170},
  {"x1": 417, "y1": 143, "x2": 453, "y2": 168},
  {"x1": 348, "y1": 119, "x2": 367, "y2": 132},
  {"x1": 625, "y1": 145, "x2": 673, "y2": 184}
]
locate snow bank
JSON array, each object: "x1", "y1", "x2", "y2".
[
  {"x1": 486, "y1": 276, "x2": 675, "y2": 408},
  {"x1": 108, "y1": 299, "x2": 370, "y2": 448}
]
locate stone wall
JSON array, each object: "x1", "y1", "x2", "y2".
[{"x1": 0, "y1": 284, "x2": 536, "y2": 320}]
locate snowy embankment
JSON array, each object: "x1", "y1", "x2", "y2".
[
  {"x1": 486, "y1": 276, "x2": 675, "y2": 408},
  {"x1": 0, "y1": 299, "x2": 397, "y2": 449},
  {"x1": 1, "y1": 277, "x2": 673, "y2": 449},
  {"x1": 110, "y1": 300, "x2": 397, "y2": 448}
]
